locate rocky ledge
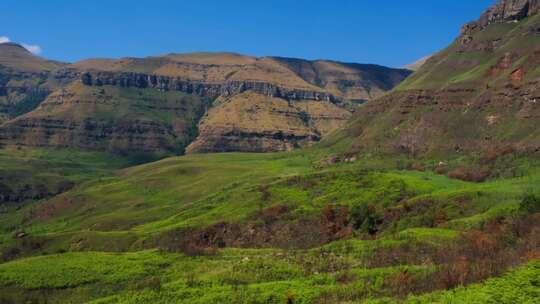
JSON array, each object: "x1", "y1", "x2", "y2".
[
  {"x1": 463, "y1": 0, "x2": 540, "y2": 35},
  {"x1": 80, "y1": 71, "x2": 337, "y2": 103}
]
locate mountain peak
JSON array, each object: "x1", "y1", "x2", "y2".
[
  {"x1": 0, "y1": 42, "x2": 63, "y2": 72},
  {"x1": 0, "y1": 42, "x2": 32, "y2": 54}
]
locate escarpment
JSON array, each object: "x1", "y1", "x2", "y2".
[
  {"x1": 80, "y1": 71, "x2": 338, "y2": 103},
  {"x1": 0, "y1": 51, "x2": 411, "y2": 154}
]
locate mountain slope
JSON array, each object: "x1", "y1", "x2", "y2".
[
  {"x1": 0, "y1": 82, "x2": 210, "y2": 154},
  {"x1": 0, "y1": 43, "x2": 76, "y2": 124},
  {"x1": 0, "y1": 52, "x2": 411, "y2": 154},
  {"x1": 327, "y1": 0, "x2": 540, "y2": 157}
]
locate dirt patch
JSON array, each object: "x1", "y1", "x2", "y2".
[
  {"x1": 447, "y1": 165, "x2": 491, "y2": 182},
  {"x1": 509, "y1": 67, "x2": 526, "y2": 86},
  {"x1": 488, "y1": 52, "x2": 516, "y2": 77}
]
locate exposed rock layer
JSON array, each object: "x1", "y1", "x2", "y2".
[
  {"x1": 462, "y1": 0, "x2": 540, "y2": 34},
  {"x1": 0, "y1": 83, "x2": 209, "y2": 154},
  {"x1": 80, "y1": 71, "x2": 337, "y2": 102}
]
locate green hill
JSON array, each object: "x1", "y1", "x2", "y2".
[{"x1": 326, "y1": 4, "x2": 540, "y2": 157}]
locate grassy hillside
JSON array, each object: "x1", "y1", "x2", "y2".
[
  {"x1": 2, "y1": 252, "x2": 537, "y2": 303},
  {"x1": 398, "y1": 13, "x2": 540, "y2": 90},
  {"x1": 0, "y1": 146, "x2": 538, "y2": 303},
  {"x1": 324, "y1": 11, "x2": 540, "y2": 157},
  {"x1": 0, "y1": 43, "x2": 63, "y2": 72},
  {"x1": 0, "y1": 43, "x2": 70, "y2": 124}
]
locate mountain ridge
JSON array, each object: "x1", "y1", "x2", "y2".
[{"x1": 0, "y1": 48, "x2": 411, "y2": 154}]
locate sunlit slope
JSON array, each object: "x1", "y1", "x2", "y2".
[{"x1": 325, "y1": 12, "x2": 540, "y2": 156}]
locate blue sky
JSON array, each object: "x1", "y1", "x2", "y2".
[{"x1": 1, "y1": 0, "x2": 494, "y2": 67}]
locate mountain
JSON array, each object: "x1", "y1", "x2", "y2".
[
  {"x1": 328, "y1": 0, "x2": 540, "y2": 157},
  {"x1": 0, "y1": 43, "x2": 77, "y2": 124},
  {"x1": 0, "y1": 51, "x2": 411, "y2": 154},
  {"x1": 0, "y1": 43, "x2": 61, "y2": 72}
]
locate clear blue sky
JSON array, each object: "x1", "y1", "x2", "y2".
[{"x1": 1, "y1": 0, "x2": 494, "y2": 67}]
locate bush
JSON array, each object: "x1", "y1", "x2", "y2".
[
  {"x1": 520, "y1": 192, "x2": 540, "y2": 214},
  {"x1": 351, "y1": 203, "x2": 381, "y2": 235}
]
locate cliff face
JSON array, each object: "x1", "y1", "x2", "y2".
[
  {"x1": 0, "y1": 51, "x2": 410, "y2": 154},
  {"x1": 80, "y1": 71, "x2": 337, "y2": 102},
  {"x1": 462, "y1": 0, "x2": 540, "y2": 36},
  {"x1": 478, "y1": 0, "x2": 539, "y2": 26},
  {"x1": 73, "y1": 53, "x2": 411, "y2": 103},
  {"x1": 330, "y1": 0, "x2": 540, "y2": 156}
]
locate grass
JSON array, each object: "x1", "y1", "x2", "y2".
[
  {"x1": 1, "y1": 7, "x2": 539, "y2": 304},
  {"x1": 0, "y1": 243, "x2": 431, "y2": 304},
  {"x1": 0, "y1": 250, "x2": 171, "y2": 289},
  {"x1": 2, "y1": 148, "x2": 536, "y2": 254},
  {"x1": 403, "y1": 260, "x2": 540, "y2": 304},
  {"x1": 0, "y1": 146, "x2": 537, "y2": 302},
  {"x1": 0, "y1": 147, "x2": 538, "y2": 303}
]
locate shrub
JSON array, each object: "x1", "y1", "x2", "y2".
[
  {"x1": 351, "y1": 203, "x2": 381, "y2": 235},
  {"x1": 520, "y1": 192, "x2": 540, "y2": 214}
]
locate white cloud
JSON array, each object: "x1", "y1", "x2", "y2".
[
  {"x1": 22, "y1": 43, "x2": 42, "y2": 55},
  {"x1": 0, "y1": 36, "x2": 43, "y2": 55}
]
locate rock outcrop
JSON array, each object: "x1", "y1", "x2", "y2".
[
  {"x1": 80, "y1": 71, "x2": 337, "y2": 102},
  {"x1": 462, "y1": 0, "x2": 540, "y2": 35}
]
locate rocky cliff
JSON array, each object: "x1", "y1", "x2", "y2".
[
  {"x1": 80, "y1": 71, "x2": 337, "y2": 103},
  {"x1": 462, "y1": 0, "x2": 540, "y2": 36}
]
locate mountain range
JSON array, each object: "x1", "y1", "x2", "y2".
[{"x1": 0, "y1": 45, "x2": 410, "y2": 155}]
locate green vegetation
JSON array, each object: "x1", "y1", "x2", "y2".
[
  {"x1": 520, "y1": 190, "x2": 540, "y2": 214},
  {"x1": 0, "y1": 146, "x2": 538, "y2": 303},
  {"x1": 404, "y1": 261, "x2": 540, "y2": 304}
]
